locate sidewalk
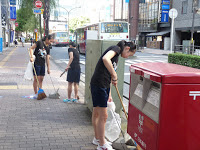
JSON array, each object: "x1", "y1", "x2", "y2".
[
  {"x1": 138, "y1": 47, "x2": 170, "y2": 55},
  {"x1": 0, "y1": 44, "x2": 96, "y2": 150}
]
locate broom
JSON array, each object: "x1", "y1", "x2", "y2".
[
  {"x1": 28, "y1": 48, "x2": 47, "y2": 100},
  {"x1": 114, "y1": 85, "x2": 128, "y2": 120}
]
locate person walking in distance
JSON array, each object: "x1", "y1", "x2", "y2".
[
  {"x1": 90, "y1": 40, "x2": 136, "y2": 150},
  {"x1": 21, "y1": 36, "x2": 25, "y2": 47},
  {"x1": 29, "y1": 35, "x2": 54, "y2": 99},
  {"x1": 63, "y1": 42, "x2": 81, "y2": 103}
]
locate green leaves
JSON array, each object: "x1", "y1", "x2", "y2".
[
  {"x1": 168, "y1": 53, "x2": 200, "y2": 69},
  {"x1": 69, "y1": 16, "x2": 90, "y2": 33}
]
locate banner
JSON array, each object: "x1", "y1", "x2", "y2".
[
  {"x1": 10, "y1": 0, "x2": 16, "y2": 5},
  {"x1": 161, "y1": 10, "x2": 169, "y2": 22},
  {"x1": 10, "y1": 7, "x2": 16, "y2": 20}
]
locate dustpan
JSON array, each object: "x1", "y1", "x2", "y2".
[{"x1": 49, "y1": 88, "x2": 60, "y2": 99}]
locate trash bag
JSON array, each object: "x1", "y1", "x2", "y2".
[
  {"x1": 105, "y1": 101, "x2": 121, "y2": 142},
  {"x1": 24, "y1": 56, "x2": 35, "y2": 80}
]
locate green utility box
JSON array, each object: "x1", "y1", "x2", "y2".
[{"x1": 85, "y1": 40, "x2": 125, "y2": 113}]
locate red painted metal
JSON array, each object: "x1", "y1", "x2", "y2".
[{"x1": 128, "y1": 62, "x2": 200, "y2": 150}]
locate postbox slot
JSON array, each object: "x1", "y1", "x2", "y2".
[{"x1": 130, "y1": 72, "x2": 161, "y2": 123}]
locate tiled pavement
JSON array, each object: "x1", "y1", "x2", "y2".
[{"x1": 0, "y1": 44, "x2": 96, "y2": 150}]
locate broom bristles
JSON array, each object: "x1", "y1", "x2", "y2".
[{"x1": 37, "y1": 92, "x2": 47, "y2": 100}]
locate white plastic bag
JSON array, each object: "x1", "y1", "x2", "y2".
[
  {"x1": 105, "y1": 101, "x2": 121, "y2": 142},
  {"x1": 24, "y1": 56, "x2": 35, "y2": 80}
]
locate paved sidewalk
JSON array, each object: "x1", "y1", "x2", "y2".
[
  {"x1": 138, "y1": 47, "x2": 170, "y2": 55},
  {"x1": 0, "y1": 45, "x2": 96, "y2": 150}
]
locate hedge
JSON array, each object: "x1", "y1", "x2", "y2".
[{"x1": 168, "y1": 53, "x2": 200, "y2": 69}]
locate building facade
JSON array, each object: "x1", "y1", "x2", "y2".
[
  {"x1": 128, "y1": 0, "x2": 172, "y2": 50},
  {"x1": 1, "y1": 0, "x2": 11, "y2": 49},
  {"x1": 173, "y1": 0, "x2": 200, "y2": 46}
]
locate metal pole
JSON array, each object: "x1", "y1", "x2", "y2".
[
  {"x1": 0, "y1": 1, "x2": 2, "y2": 53},
  {"x1": 191, "y1": 7, "x2": 196, "y2": 54},
  {"x1": 121, "y1": 0, "x2": 124, "y2": 20},
  {"x1": 170, "y1": 14, "x2": 175, "y2": 53},
  {"x1": 68, "y1": 11, "x2": 69, "y2": 41}
]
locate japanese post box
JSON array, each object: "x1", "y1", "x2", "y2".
[{"x1": 127, "y1": 62, "x2": 200, "y2": 150}]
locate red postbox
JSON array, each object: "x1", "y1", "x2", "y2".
[{"x1": 127, "y1": 62, "x2": 200, "y2": 150}]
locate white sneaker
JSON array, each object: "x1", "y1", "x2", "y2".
[
  {"x1": 92, "y1": 137, "x2": 112, "y2": 146},
  {"x1": 97, "y1": 143, "x2": 114, "y2": 150}
]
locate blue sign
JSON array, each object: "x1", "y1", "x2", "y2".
[
  {"x1": 162, "y1": 4, "x2": 170, "y2": 10},
  {"x1": 162, "y1": 0, "x2": 170, "y2": 4},
  {"x1": 161, "y1": 10, "x2": 169, "y2": 22},
  {"x1": 33, "y1": 9, "x2": 43, "y2": 14},
  {"x1": 125, "y1": 0, "x2": 129, "y2": 3},
  {"x1": 10, "y1": 7, "x2": 16, "y2": 20},
  {"x1": 10, "y1": 31, "x2": 14, "y2": 43},
  {"x1": 10, "y1": 0, "x2": 16, "y2": 5},
  {"x1": 0, "y1": 38, "x2": 3, "y2": 53}
]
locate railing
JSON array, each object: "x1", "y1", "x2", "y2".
[{"x1": 174, "y1": 45, "x2": 200, "y2": 56}]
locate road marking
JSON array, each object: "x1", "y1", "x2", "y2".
[
  {"x1": 0, "y1": 48, "x2": 16, "y2": 67},
  {"x1": 0, "y1": 85, "x2": 18, "y2": 90}
]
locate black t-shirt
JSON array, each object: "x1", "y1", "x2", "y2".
[
  {"x1": 34, "y1": 40, "x2": 50, "y2": 66},
  {"x1": 90, "y1": 45, "x2": 121, "y2": 88},
  {"x1": 68, "y1": 48, "x2": 80, "y2": 70}
]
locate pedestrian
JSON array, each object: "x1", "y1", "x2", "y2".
[
  {"x1": 63, "y1": 42, "x2": 81, "y2": 103},
  {"x1": 29, "y1": 35, "x2": 54, "y2": 99},
  {"x1": 30, "y1": 37, "x2": 33, "y2": 46},
  {"x1": 14, "y1": 39, "x2": 18, "y2": 47},
  {"x1": 90, "y1": 40, "x2": 136, "y2": 150},
  {"x1": 21, "y1": 36, "x2": 25, "y2": 47}
]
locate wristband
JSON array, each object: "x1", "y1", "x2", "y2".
[{"x1": 112, "y1": 79, "x2": 118, "y2": 81}]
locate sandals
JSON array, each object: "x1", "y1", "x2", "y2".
[
  {"x1": 72, "y1": 99, "x2": 78, "y2": 103},
  {"x1": 63, "y1": 99, "x2": 71, "y2": 103}
]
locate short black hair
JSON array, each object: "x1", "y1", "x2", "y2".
[
  {"x1": 69, "y1": 42, "x2": 76, "y2": 47},
  {"x1": 42, "y1": 35, "x2": 53, "y2": 41}
]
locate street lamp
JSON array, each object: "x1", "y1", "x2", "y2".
[{"x1": 59, "y1": 6, "x2": 81, "y2": 41}]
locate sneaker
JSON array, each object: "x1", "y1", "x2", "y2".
[
  {"x1": 63, "y1": 99, "x2": 71, "y2": 103},
  {"x1": 93, "y1": 137, "x2": 112, "y2": 146},
  {"x1": 29, "y1": 94, "x2": 38, "y2": 99},
  {"x1": 97, "y1": 143, "x2": 114, "y2": 150},
  {"x1": 72, "y1": 98, "x2": 78, "y2": 103}
]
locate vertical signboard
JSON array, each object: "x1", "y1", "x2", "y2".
[
  {"x1": 161, "y1": 10, "x2": 169, "y2": 22},
  {"x1": 161, "y1": 0, "x2": 170, "y2": 22},
  {"x1": 10, "y1": 0, "x2": 16, "y2": 5},
  {"x1": 10, "y1": 7, "x2": 17, "y2": 20}
]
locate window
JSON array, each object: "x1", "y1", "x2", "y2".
[
  {"x1": 101, "y1": 23, "x2": 128, "y2": 33},
  {"x1": 182, "y1": 0, "x2": 188, "y2": 14}
]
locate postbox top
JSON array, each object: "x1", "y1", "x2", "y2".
[{"x1": 130, "y1": 62, "x2": 200, "y2": 84}]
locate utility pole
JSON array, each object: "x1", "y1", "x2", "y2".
[
  {"x1": 44, "y1": 0, "x2": 50, "y2": 36},
  {"x1": 121, "y1": 0, "x2": 124, "y2": 20}
]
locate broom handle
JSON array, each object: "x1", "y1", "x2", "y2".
[
  {"x1": 28, "y1": 48, "x2": 40, "y2": 89},
  {"x1": 114, "y1": 85, "x2": 128, "y2": 120}
]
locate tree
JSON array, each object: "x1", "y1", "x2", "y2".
[
  {"x1": 69, "y1": 16, "x2": 90, "y2": 33},
  {"x1": 16, "y1": 0, "x2": 57, "y2": 37}
]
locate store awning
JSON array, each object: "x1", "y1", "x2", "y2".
[{"x1": 146, "y1": 30, "x2": 170, "y2": 36}]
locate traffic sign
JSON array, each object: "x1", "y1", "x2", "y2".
[
  {"x1": 15, "y1": 22, "x2": 18, "y2": 27},
  {"x1": 34, "y1": 29, "x2": 38, "y2": 33},
  {"x1": 35, "y1": 0, "x2": 43, "y2": 8},
  {"x1": 33, "y1": 8, "x2": 44, "y2": 14},
  {"x1": 169, "y1": 8, "x2": 178, "y2": 19}
]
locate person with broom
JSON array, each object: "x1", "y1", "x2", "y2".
[
  {"x1": 63, "y1": 42, "x2": 81, "y2": 103},
  {"x1": 90, "y1": 40, "x2": 136, "y2": 150},
  {"x1": 29, "y1": 35, "x2": 54, "y2": 99}
]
